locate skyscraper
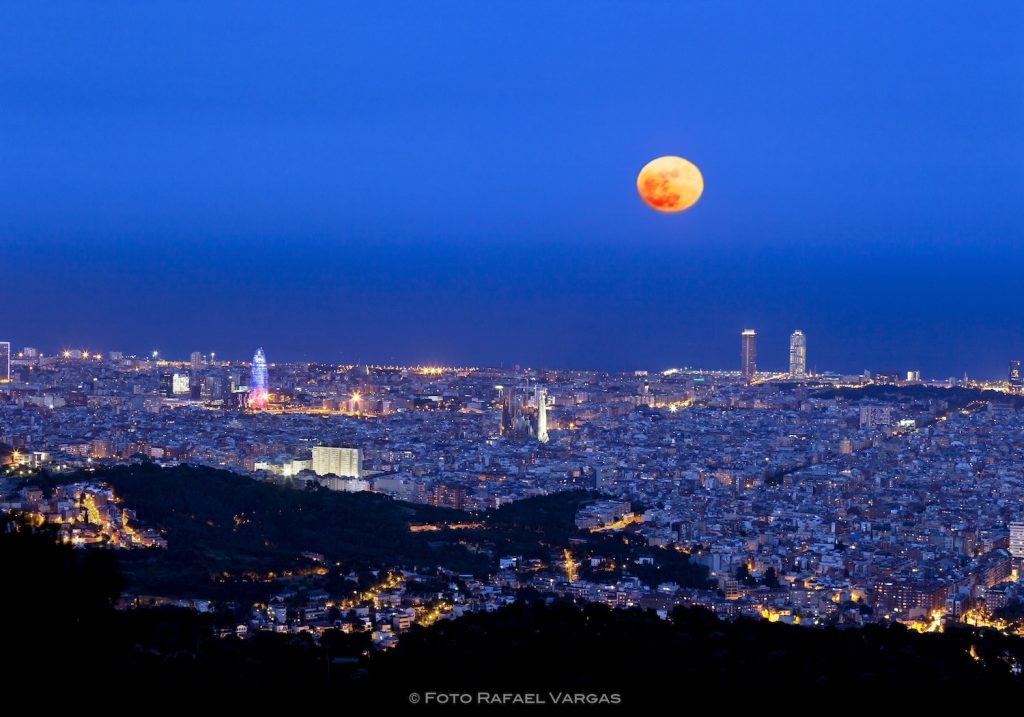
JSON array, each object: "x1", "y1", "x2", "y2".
[
  {"x1": 160, "y1": 372, "x2": 189, "y2": 397},
  {"x1": 1010, "y1": 522, "x2": 1024, "y2": 559},
  {"x1": 249, "y1": 348, "x2": 269, "y2": 409},
  {"x1": 740, "y1": 329, "x2": 757, "y2": 381},
  {"x1": 191, "y1": 351, "x2": 203, "y2": 372},
  {"x1": 1010, "y1": 360, "x2": 1022, "y2": 392},
  {"x1": 789, "y1": 330, "x2": 806, "y2": 378},
  {"x1": 536, "y1": 387, "x2": 549, "y2": 444},
  {"x1": 0, "y1": 342, "x2": 9, "y2": 382}
]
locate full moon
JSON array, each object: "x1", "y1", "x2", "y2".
[{"x1": 636, "y1": 156, "x2": 704, "y2": 213}]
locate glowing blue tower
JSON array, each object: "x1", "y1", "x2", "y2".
[{"x1": 249, "y1": 348, "x2": 269, "y2": 409}]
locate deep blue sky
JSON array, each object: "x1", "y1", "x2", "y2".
[{"x1": 2, "y1": 2, "x2": 1022, "y2": 376}]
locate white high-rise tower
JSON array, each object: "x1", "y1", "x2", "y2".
[
  {"x1": 789, "y1": 330, "x2": 807, "y2": 378},
  {"x1": 535, "y1": 387, "x2": 549, "y2": 443}
]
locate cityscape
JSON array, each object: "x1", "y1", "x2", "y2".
[
  {"x1": 5, "y1": 334, "x2": 1024, "y2": 640},
  {"x1": 4, "y1": 0, "x2": 1024, "y2": 705}
]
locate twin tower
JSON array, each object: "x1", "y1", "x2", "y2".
[{"x1": 741, "y1": 329, "x2": 806, "y2": 381}]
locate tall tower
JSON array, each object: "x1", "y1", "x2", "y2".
[
  {"x1": 190, "y1": 351, "x2": 203, "y2": 372},
  {"x1": 740, "y1": 329, "x2": 757, "y2": 381},
  {"x1": 1010, "y1": 360, "x2": 1023, "y2": 392},
  {"x1": 536, "y1": 387, "x2": 549, "y2": 444},
  {"x1": 249, "y1": 348, "x2": 269, "y2": 409},
  {"x1": 789, "y1": 330, "x2": 807, "y2": 378},
  {"x1": 0, "y1": 341, "x2": 9, "y2": 382},
  {"x1": 1010, "y1": 522, "x2": 1024, "y2": 558}
]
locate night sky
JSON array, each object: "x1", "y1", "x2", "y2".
[{"x1": 2, "y1": 2, "x2": 1022, "y2": 377}]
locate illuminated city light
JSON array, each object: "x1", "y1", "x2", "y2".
[
  {"x1": 4, "y1": 340, "x2": 1024, "y2": 654},
  {"x1": 563, "y1": 549, "x2": 579, "y2": 583}
]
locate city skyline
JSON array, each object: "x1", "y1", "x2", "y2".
[
  {"x1": 2, "y1": 3, "x2": 1022, "y2": 378},
  {"x1": 3, "y1": 330, "x2": 1023, "y2": 381}
]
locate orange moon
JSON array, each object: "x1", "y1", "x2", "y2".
[{"x1": 636, "y1": 156, "x2": 704, "y2": 213}]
